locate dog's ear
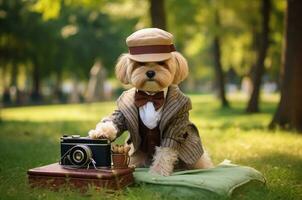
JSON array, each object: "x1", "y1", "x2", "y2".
[
  {"x1": 172, "y1": 52, "x2": 189, "y2": 84},
  {"x1": 115, "y1": 54, "x2": 130, "y2": 84}
]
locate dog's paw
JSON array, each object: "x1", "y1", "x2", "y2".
[
  {"x1": 149, "y1": 147, "x2": 178, "y2": 176},
  {"x1": 192, "y1": 151, "x2": 214, "y2": 169},
  {"x1": 88, "y1": 121, "x2": 117, "y2": 141},
  {"x1": 149, "y1": 162, "x2": 171, "y2": 176}
]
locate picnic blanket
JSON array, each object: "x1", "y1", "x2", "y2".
[{"x1": 133, "y1": 161, "x2": 265, "y2": 199}]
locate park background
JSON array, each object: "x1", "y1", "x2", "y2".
[{"x1": 0, "y1": 0, "x2": 301, "y2": 200}]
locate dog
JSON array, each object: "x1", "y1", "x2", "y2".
[{"x1": 88, "y1": 28, "x2": 213, "y2": 176}]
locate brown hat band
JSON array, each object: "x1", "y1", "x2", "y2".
[{"x1": 129, "y1": 44, "x2": 176, "y2": 55}]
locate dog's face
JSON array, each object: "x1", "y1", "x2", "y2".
[
  {"x1": 129, "y1": 60, "x2": 174, "y2": 92},
  {"x1": 115, "y1": 52, "x2": 189, "y2": 92}
]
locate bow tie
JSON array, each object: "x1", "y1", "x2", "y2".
[{"x1": 134, "y1": 90, "x2": 165, "y2": 110}]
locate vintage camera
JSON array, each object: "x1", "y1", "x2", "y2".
[{"x1": 60, "y1": 135, "x2": 111, "y2": 168}]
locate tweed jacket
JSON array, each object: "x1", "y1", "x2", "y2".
[{"x1": 103, "y1": 85, "x2": 204, "y2": 165}]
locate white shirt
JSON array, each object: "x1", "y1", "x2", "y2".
[{"x1": 138, "y1": 88, "x2": 168, "y2": 129}]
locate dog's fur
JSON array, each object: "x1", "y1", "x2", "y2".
[
  {"x1": 89, "y1": 52, "x2": 213, "y2": 176},
  {"x1": 115, "y1": 52, "x2": 188, "y2": 91}
]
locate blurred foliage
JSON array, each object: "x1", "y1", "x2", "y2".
[
  {"x1": 167, "y1": 0, "x2": 285, "y2": 83},
  {"x1": 0, "y1": 0, "x2": 138, "y2": 85},
  {"x1": 0, "y1": 0, "x2": 285, "y2": 99}
]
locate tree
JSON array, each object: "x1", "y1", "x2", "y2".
[
  {"x1": 0, "y1": 0, "x2": 28, "y2": 105},
  {"x1": 31, "y1": 60, "x2": 42, "y2": 102},
  {"x1": 212, "y1": 9, "x2": 229, "y2": 108},
  {"x1": 246, "y1": 0, "x2": 271, "y2": 113},
  {"x1": 149, "y1": 0, "x2": 166, "y2": 30},
  {"x1": 0, "y1": 0, "x2": 139, "y2": 105},
  {"x1": 270, "y1": 0, "x2": 302, "y2": 131}
]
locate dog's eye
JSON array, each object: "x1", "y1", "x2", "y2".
[{"x1": 137, "y1": 62, "x2": 146, "y2": 66}]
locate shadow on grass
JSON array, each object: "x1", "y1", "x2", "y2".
[
  {"x1": 193, "y1": 100, "x2": 277, "y2": 117},
  {"x1": 190, "y1": 100, "x2": 278, "y2": 131},
  {"x1": 201, "y1": 121, "x2": 269, "y2": 131}
]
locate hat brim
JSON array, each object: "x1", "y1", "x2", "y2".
[{"x1": 128, "y1": 53, "x2": 171, "y2": 62}]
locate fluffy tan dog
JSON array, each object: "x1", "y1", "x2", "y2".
[{"x1": 89, "y1": 28, "x2": 213, "y2": 176}]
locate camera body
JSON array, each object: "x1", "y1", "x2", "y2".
[{"x1": 60, "y1": 135, "x2": 111, "y2": 168}]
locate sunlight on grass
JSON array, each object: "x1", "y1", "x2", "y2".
[
  {"x1": 1, "y1": 102, "x2": 116, "y2": 122},
  {"x1": 0, "y1": 93, "x2": 301, "y2": 200}
]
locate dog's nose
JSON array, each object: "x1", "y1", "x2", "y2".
[{"x1": 146, "y1": 70, "x2": 155, "y2": 78}]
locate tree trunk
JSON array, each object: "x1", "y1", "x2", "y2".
[
  {"x1": 2, "y1": 65, "x2": 11, "y2": 105},
  {"x1": 31, "y1": 63, "x2": 42, "y2": 103},
  {"x1": 270, "y1": 0, "x2": 302, "y2": 131},
  {"x1": 86, "y1": 60, "x2": 107, "y2": 102},
  {"x1": 10, "y1": 62, "x2": 21, "y2": 104},
  {"x1": 10, "y1": 62, "x2": 18, "y2": 88},
  {"x1": 213, "y1": 10, "x2": 229, "y2": 108},
  {"x1": 54, "y1": 70, "x2": 64, "y2": 103},
  {"x1": 149, "y1": 0, "x2": 167, "y2": 30},
  {"x1": 246, "y1": 0, "x2": 271, "y2": 113}
]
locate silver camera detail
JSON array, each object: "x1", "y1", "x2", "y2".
[{"x1": 69, "y1": 145, "x2": 92, "y2": 166}]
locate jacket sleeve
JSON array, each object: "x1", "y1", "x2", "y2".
[
  {"x1": 101, "y1": 110, "x2": 128, "y2": 138},
  {"x1": 161, "y1": 99, "x2": 204, "y2": 165}
]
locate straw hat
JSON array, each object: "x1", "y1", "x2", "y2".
[{"x1": 126, "y1": 28, "x2": 176, "y2": 62}]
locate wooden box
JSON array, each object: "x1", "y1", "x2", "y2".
[{"x1": 27, "y1": 163, "x2": 134, "y2": 191}]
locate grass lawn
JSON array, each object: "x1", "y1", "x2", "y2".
[{"x1": 0, "y1": 93, "x2": 301, "y2": 200}]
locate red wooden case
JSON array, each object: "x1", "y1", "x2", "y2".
[{"x1": 27, "y1": 163, "x2": 134, "y2": 191}]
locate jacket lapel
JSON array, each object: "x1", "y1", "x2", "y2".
[
  {"x1": 116, "y1": 85, "x2": 188, "y2": 148},
  {"x1": 159, "y1": 85, "x2": 188, "y2": 135},
  {"x1": 116, "y1": 88, "x2": 140, "y2": 149}
]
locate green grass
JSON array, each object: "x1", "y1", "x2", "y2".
[{"x1": 0, "y1": 93, "x2": 301, "y2": 200}]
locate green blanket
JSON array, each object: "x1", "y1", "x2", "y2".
[{"x1": 133, "y1": 162, "x2": 266, "y2": 199}]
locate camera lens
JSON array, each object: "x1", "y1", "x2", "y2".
[
  {"x1": 73, "y1": 150, "x2": 84, "y2": 163},
  {"x1": 69, "y1": 145, "x2": 92, "y2": 166}
]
